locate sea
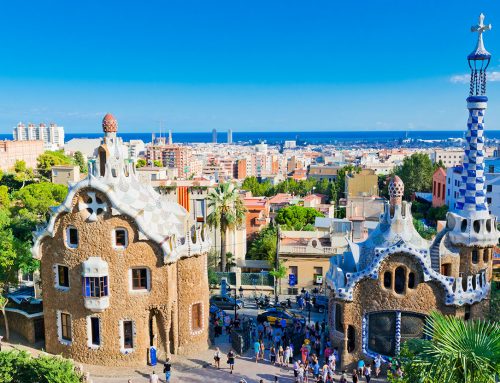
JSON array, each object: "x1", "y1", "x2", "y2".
[{"x1": 2, "y1": 130, "x2": 500, "y2": 145}]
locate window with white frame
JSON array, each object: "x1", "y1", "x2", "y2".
[
  {"x1": 113, "y1": 228, "x2": 128, "y2": 249},
  {"x1": 66, "y1": 226, "x2": 79, "y2": 248},
  {"x1": 129, "y1": 268, "x2": 150, "y2": 292},
  {"x1": 86, "y1": 316, "x2": 101, "y2": 348},
  {"x1": 55, "y1": 265, "x2": 70, "y2": 289},
  {"x1": 57, "y1": 311, "x2": 72, "y2": 345},
  {"x1": 119, "y1": 319, "x2": 135, "y2": 353}
]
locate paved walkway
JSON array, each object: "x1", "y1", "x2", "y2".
[{"x1": 1, "y1": 331, "x2": 387, "y2": 383}]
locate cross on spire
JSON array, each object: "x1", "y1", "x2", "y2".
[{"x1": 470, "y1": 13, "x2": 492, "y2": 57}]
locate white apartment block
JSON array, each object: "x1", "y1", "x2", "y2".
[
  {"x1": 13, "y1": 122, "x2": 65, "y2": 150},
  {"x1": 431, "y1": 149, "x2": 464, "y2": 167},
  {"x1": 445, "y1": 161, "x2": 500, "y2": 220}
]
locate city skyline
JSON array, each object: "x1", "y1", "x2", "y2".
[{"x1": 1, "y1": 1, "x2": 500, "y2": 133}]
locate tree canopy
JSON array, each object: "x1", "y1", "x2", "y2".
[
  {"x1": 395, "y1": 153, "x2": 437, "y2": 198},
  {"x1": 72, "y1": 151, "x2": 87, "y2": 174},
  {"x1": 136, "y1": 158, "x2": 147, "y2": 168},
  {"x1": 246, "y1": 225, "x2": 277, "y2": 265},
  {"x1": 36, "y1": 150, "x2": 73, "y2": 180},
  {"x1": 275, "y1": 205, "x2": 324, "y2": 231}
]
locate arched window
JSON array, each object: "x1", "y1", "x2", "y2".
[
  {"x1": 473, "y1": 220, "x2": 480, "y2": 233},
  {"x1": 383, "y1": 272, "x2": 392, "y2": 289},
  {"x1": 461, "y1": 219, "x2": 467, "y2": 233},
  {"x1": 472, "y1": 250, "x2": 479, "y2": 264},
  {"x1": 394, "y1": 267, "x2": 406, "y2": 294},
  {"x1": 408, "y1": 272, "x2": 416, "y2": 289}
]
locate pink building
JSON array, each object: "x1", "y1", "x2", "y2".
[
  {"x1": 432, "y1": 167, "x2": 447, "y2": 207},
  {"x1": 0, "y1": 140, "x2": 44, "y2": 171}
]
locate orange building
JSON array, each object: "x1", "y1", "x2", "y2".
[{"x1": 243, "y1": 196, "x2": 270, "y2": 241}]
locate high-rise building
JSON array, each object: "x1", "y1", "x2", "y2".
[
  {"x1": 13, "y1": 122, "x2": 65, "y2": 150},
  {"x1": 168, "y1": 129, "x2": 173, "y2": 145},
  {"x1": 146, "y1": 144, "x2": 192, "y2": 178},
  {"x1": 227, "y1": 129, "x2": 233, "y2": 144},
  {"x1": 212, "y1": 128, "x2": 217, "y2": 143}
]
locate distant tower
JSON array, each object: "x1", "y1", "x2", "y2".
[
  {"x1": 446, "y1": 14, "x2": 498, "y2": 296},
  {"x1": 168, "y1": 129, "x2": 173, "y2": 145},
  {"x1": 212, "y1": 128, "x2": 217, "y2": 144},
  {"x1": 227, "y1": 129, "x2": 233, "y2": 144}
]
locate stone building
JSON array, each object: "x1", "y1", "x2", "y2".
[
  {"x1": 32, "y1": 114, "x2": 211, "y2": 366},
  {"x1": 326, "y1": 16, "x2": 499, "y2": 370}
]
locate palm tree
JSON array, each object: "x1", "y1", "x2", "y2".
[
  {"x1": 394, "y1": 311, "x2": 500, "y2": 383},
  {"x1": 206, "y1": 183, "x2": 246, "y2": 271}
]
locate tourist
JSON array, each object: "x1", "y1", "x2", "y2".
[
  {"x1": 300, "y1": 343, "x2": 309, "y2": 363},
  {"x1": 270, "y1": 344, "x2": 276, "y2": 364},
  {"x1": 339, "y1": 371, "x2": 348, "y2": 383},
  {"x1": 312, "y1": 359, "x2": 321, "y2": 380},
  {"x1": 278, "y1": 345, "x2": 284, "y2": 366},
  {"x1": 260, "y1": 339, "x2": 266, "y2": 360},
  {"x1": 280, "y1": 317, "x2": 287, "y2": 330},
  {"x1": 352, "y1": 369, "x2": 359, "y2": 383},
  {"x1": 363, "y1": 363, "x2": 371, "y2": 383},
  {"x1": 325, "y1": 373, "x2": 334, "y2": 383},
  {"x1": 357, "y1": 359, "x2": 365, "y2": 375},
  {"x1": 293, "y1": 360, "x2": 300, "y2": 382},
  {"x1": 163, "y1": 358, "x2": 171, "y2": 383},
  {"x1": 227, "y1": 349, "x2": 235, "y2": 374},
  {"x1": 254, "y1": 339, "x2": 261, "y2": 363},
  {"x1": 373, "y1": 354, "x2": 383, "y2": 377},
  {"x1": 297, "y1": 362, "x2": 305, "y2": 383},
  {"x1": 284, "y1": 345, "x2": 291, "y2": 367},
  {"x1": 149, "y1": 370, "x2": 159, "y2": 383},
  {"x1": 213, "y1": 347, "x2": 222, "y2": 369}
]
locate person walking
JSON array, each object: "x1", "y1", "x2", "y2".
[
  {"x1": 278, "y1": 345, "x2": 284, "y2": 366},
  {"x1": 149, "y1": 371, "x2": 159, "y2": 383},
  {"x1": 373, "y1": 355, "x2": 383, "y2": 377},
  {"x1": 227, "y1": 349, "x2": 235, "y2": 374},
  {"x1": 213, "y1": 347, "x2": 222, "y2": 369},
  {"x1": 363, "y1": 364, "x2": 371, "y2": 383},
  {"x1": 352, "y1": 369, "x2": 359, "y2": 383},
  {"x1": 260, "y1": 340, "x2": 266, "y2": 361},
  {"x1": 163, "y1": 358, "x2": 171, "y2": 383},
  {"x1": 270, "y1": 344, "x2": 276, "y2": 365},
  {"x1": 284, "y1": 345, "x2": 291, "y2": 368},
  {"x1": 254, "y1": 340, "x2": 261, "y2": 363}
]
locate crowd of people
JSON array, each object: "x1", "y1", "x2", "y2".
[{"x1": 207, "y1": 292, "x2": 405, "y2": 383}]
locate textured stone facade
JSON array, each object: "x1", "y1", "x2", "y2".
[
  {"x1": 38, "y1": 188, "x2": 209, "y2": 366},
  {"x1": 1, "y1": 311, "x2": 38, "y2": 344}
]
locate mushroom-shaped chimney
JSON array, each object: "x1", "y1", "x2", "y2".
[
  {"x1": 388, "y1": 176, "x2": 404, "y2": 206},
  {"x1": 102, "y1": 113, "x2": 118, "y2": 134}
]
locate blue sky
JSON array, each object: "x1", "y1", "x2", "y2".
[{"x1": 1, "y1": 0, "x2": 500, "y2": 133}]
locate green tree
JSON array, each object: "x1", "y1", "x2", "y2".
[
  {"x1": 247, "y1": 225, "x2": 277, "y2": 264},
  {"x1": 275, "y1": 205, "x2": 324, "y2": 231},
  {"x1": 0, "y1": 186, "x2": 9, "y2": 209},
  {"x1": 13, "y1": 160, "x2": 35, "y2": 188},
  {"x1": 72, "y1": 151, "x2": 87, "y2": 174},
  {"x1": 37, "y1": 151, "x2": 72, "y2": 180},
  {"x1": 153, "y1": 160, "x2": 163, "y2": 167},
  {"x1": 0, "y1": 351, "x2": 82, "y2": 383},
  {"x1": 207, "y1": 183, "x2": 246, "y2": 271},
  {"x1": 241, "y1": 176, "x2": 272, "y2": 196},
  {"x1": 136, "y1": 158, "x2": 147, "y2": 168},
  {"x1": 395, "y1": 153, "x2": 435, "y2": 198},
  {"x1": 390, "y1": 312, "x2": 500, "y2": 383},
  {"x1": 269, "y1": 260, "x2": 287, "y2": 301},
  {"x1": 413, "y1": 218, "x2": 437, "y2": 240}
]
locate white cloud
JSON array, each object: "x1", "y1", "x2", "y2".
[{"x1": 450, "y1": 71, "x2": 500, "y2": 83}]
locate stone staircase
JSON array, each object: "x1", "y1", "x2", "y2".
[{"x1": 429, "y1": 229, "x2": 447, "y2": 272}]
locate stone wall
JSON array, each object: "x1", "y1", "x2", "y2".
[
  {"x1": 0, "y1": 311, "x2": 36, "y2": 344},
  {"x1": 176, "y1": 254, "x2": 210, "y2": 355},
  {"x1": 39, "y1": 189, "x2": 209, "y2": 366}
]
